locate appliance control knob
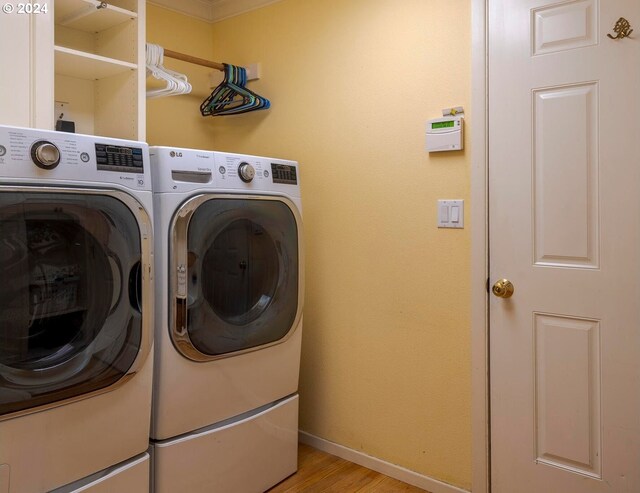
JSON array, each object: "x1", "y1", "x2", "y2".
[
  {"x1": 31, "y1": 141, "x2": 61, "y2": 170},
  {"x1": 238, "y1": 162, "x2": 255, "y2": 183}
]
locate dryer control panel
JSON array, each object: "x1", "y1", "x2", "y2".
[{"x1": 149, "y1": 146, "x2": 301, "y2": 198}]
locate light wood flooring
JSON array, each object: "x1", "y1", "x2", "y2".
[{"x1": 268, "y1": 443, "x2": 429, "y2": 492}]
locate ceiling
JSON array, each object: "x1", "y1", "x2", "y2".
[{"x1": 148, "y1": 0, "x2": 281, "y2": 22}]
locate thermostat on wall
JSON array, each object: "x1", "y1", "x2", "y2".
[{"x1": 426, "y1": 115, "x2": 464, "y2": 152}]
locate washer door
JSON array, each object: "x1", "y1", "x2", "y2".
[
  {"x1": 171, "y1": 195, "x2": 302, "y2": 361},
  {"x1": 0, "y1": 190, "x2": 152, "y2": 418}
]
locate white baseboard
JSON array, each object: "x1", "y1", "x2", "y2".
[{"x1": 298, "y1": 431, "x2": 470, "y2": 493}]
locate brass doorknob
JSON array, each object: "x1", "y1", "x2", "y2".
[{"x1": 492, "y1": 279, "x2": 514, "y2": 298}]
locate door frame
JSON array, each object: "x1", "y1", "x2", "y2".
[{"x1": 471, "y1": 1, "x2": 489, "y2": 492}]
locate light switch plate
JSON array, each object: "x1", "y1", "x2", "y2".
[{"x1": 438, "y1": 200, "x2": 464, "y2": 229}]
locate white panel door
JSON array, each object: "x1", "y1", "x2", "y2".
[{"x1": 489, "y1": 1, "x2": 640, "y2": 491}]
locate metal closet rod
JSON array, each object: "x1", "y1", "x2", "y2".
[{"x1": 163, "y1": 49, "x2": 225, "y2": 71}]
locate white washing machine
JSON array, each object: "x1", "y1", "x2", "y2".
[
  {"x1": 0, "y1": 125, "x2": 154, "y2": 493},
  {"x1": 149, "y1": 146, "x2": 303, "y2": 493}
]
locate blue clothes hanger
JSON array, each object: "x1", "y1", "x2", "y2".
[
  {"x1": 201, "y1": 64, "x2": 270, "y2": 115},
  {"x1": 200, "y1": 65, "x2": 243, "y2": 115},
  {"x1": 216, "y1": 65, "x2": 270, "y2": 115},
  {"x1": 155, "y1": 49, "x2": 270, "y2": 116},
  {"x1": 202, "y1": 65, "x2": 248, "y2": 114},
  {"x1": 200, "y1": 64, "x2": 270, "y2": 117}
]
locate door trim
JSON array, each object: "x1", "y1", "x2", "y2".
[{"x1": 471, "y1": 1, "x2": 489, "y2": 492}]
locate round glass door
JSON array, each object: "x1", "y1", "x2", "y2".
[
  {"x1": 174, "y1": 197, "x2": 300, "y2": 359},
  {"x1": 0, "y1": 191, "x2": 146, "y2": 417}
]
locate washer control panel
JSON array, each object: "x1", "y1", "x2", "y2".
[
  {"x1": 95, "y1": 143, "x2": 145, "y2": 173},
  {"x1": 271, "y1": 163, "x2": 297, "y2": 185},
  {"x1": 31, "y1": 140, "x2": 61, "y2": 170},
  {"x1": 0, "y1": 124, "x2": 151, "y2": 191},
  {"x1": 238, "y1": 162, "x2": 256, "y2": 182}
]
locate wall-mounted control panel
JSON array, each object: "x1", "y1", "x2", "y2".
[{"x1": 426, "y1": 116, "x2": 464, "y2": 152}]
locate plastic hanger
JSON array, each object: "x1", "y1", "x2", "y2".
[
  {"x1": 201, "y1": 65, "x2": 254, "y2": 115},
  {"x1": 146, "y1": 43, "x2": 192, "y2": 99},
  {"x1": 200, "y1": 64, "x2": 270, "y2": 116},
  {"x1": 212, "y1": 65, "x2": 266, "y2": 115},
  {"x1": 148, "y1": 44, "x2": 192, "y2": 99},
  {"x1": 200, "y1": 65, "x2": 243, "y2": 115}
]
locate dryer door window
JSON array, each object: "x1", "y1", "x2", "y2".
[
  {"x1": 177, "y1": 197, "x2": 300, "y2": 358},
  {"x1": 0, "y1": 191, "x2": 146, "y2": 418}
]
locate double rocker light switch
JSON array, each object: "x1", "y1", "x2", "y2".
[{"x1": 438, "y1": 200, "x2": 464, "y2": 229}]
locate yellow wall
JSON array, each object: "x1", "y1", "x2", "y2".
[
  {"x1": 147, "y1": 1, "x2": 472, "y2": 489},
  {"x1": 146, "y1": 4, "x2": 217, "y2": 148}
]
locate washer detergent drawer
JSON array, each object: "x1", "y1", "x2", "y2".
[{"x1": 152, "y1": 395, "x2": 298, "y2": 493}]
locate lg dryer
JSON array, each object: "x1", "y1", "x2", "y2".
[
  {"x1": 0, "y1": 125, "x2": 154, "y2": 493},
  {"x1": 149, "y1": 146, "x2": 303, "y2": 493}
]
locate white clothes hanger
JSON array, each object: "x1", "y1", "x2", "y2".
[{"x1": 146, "y1": 43, "x2": 192, "y2": 99}]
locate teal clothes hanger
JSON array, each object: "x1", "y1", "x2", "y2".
[
  {"x1": 156, "y1": 48, "x2": 271, "y2": 117},
  {"x1": 200, "y1": 64, "x2": 270, "y2": 116},
  {"x1": 200, "y1": 64, "x2": 242, "y2": 115}
]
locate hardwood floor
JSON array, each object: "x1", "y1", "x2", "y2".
[{"x1": 268, "y1": 443, "x2": 429, "y2": 492}]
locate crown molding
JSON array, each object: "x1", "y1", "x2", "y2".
[
  {"x1": 148, "y1": 0, "x2": 282, "y2": 22},
  {"x1": 148, "y1": 0, "x2": 214, "y2": 21}
]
